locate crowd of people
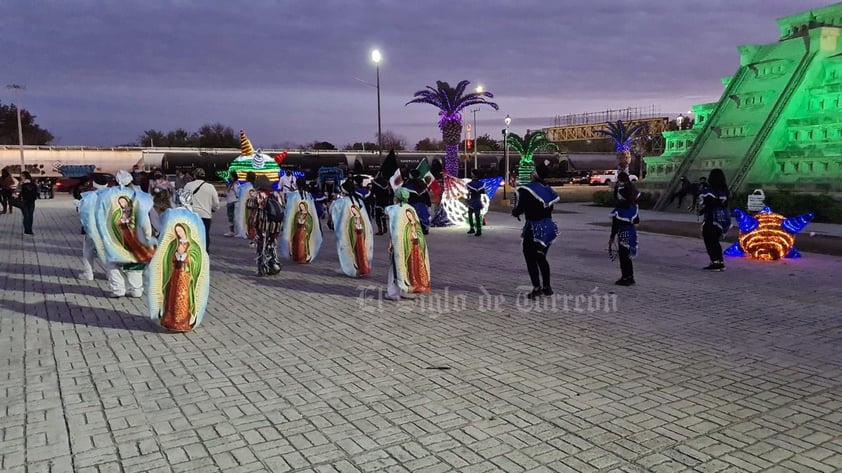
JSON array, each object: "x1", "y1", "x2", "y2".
[{"x1": 3, "y1": 145, "x2": 736, "y2": 331}]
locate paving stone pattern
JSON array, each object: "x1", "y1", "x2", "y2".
[{"x1": 1, "y1": 196, "x2": 841, "y2": 473}]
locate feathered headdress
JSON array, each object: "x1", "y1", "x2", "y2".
[{"x1": 595, "y1": 120, "x2": 648, "y2": 151}]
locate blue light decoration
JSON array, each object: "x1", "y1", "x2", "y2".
[
  {"x1": 595, "y1": 120, "x2": 649, "y2": 152},
  {"x1": 724, "y1": 206, "x2": 814, "y2": 260}
]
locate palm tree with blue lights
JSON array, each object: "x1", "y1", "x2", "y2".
[{"x1": 406, "y1": 80, "x2": 499, "y2": 177}]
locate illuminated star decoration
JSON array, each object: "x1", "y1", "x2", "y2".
[
  {"x1": 432, "y1": 175, "x2": 503, "y2": 227},
  {"x1": 724, "y1": 207, "x2": 814, "y2": 260}
]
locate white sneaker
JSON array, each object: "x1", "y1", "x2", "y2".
[
  {"x1": 223, "y1": 231, "x2": 235, "y2": 237},
  {"x1": 77, "y1": 272, "x2": 94, "y2": 281},
  {"x1": 108, "y1": 292, "x2": 124, "y2": 298},
  {"x1": 127, "y1": 290, "x2": 143, "y2": 298}
]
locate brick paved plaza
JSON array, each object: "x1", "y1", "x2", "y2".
[{"x1": 2, "y1": 196, "x2": 841, "y2": 473}]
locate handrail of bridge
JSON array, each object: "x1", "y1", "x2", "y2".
[{"x1": 653, "y1": 66, "x2": 749, "y2": 211}]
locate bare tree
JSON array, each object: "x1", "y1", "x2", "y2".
[{"x1": 378, "y1": 130, "x2": 407, "y2": 151}]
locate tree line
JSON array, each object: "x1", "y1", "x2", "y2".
[{"x1": 0, "y1": 103, "x2": 534, "y2": 153}]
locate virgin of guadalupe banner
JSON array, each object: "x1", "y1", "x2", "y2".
[
  {"x1": 234, "y1": 181, "x2": 254, "y2": 239},
  {"x1": 386, "y1": 203, "x2": 431, "y2": 293},
  {"x1": 281, "y1": 191, "x2": 322, "y2": 263},
  {"x1": 146, "y1": 208, "x2": 210, "y2": 332},
  {"x1": 96, "y1": 187, "x2": 156, "y2": 264},
  {"x1": 330, "y1": 196, "x2": 373, "y2": 277},
  {"x1": 79, "y1": 189, "x2": 108, "y2": 265}
]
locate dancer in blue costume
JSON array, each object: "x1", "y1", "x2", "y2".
[
  {"x1": 511, "y1": 166, "x2": 559, "y2": 299},
  {"x1": 609, "y1": 172, "x2": 640, "y2": 286}
]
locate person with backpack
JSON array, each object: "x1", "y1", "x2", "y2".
[
  {"x1": 16, "y1": 171, "x2": 39, "y2": 235},
  {"x1": 181, "y1": 168, "x2": 219, "y2": 251},
  {"x1": 248, "y1": 176, "x2": 283, "y2": 276}
]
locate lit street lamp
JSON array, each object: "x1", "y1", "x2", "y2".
[
  {"x1": 676, "y1": 113, "x2": 684, "y2": 130},
  {"x1": 503, "y1": 114, "x2": 511, "y2": 200},
  {"x1": 371, "y1": 49, "x2": 383, "y2": 156},
  {"x1": 6, "y1": 84, "x2": 25, "y2": 174}
]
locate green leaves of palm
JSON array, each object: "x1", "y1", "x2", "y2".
[
  {"x1": 406, "y1": 80, "x2": 499, "y2": 116},
  {"x1": 506, "y1": 131, "x2": 559, "y2": 159}
]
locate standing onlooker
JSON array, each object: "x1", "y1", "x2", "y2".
[
  {"x1": 223, "y1": 171, "x2": 240, "y2": 237},
  {"x1": 17, "y1": 171, "x2": 39, "y2": 235},
  {"x1": 371, "y1": 174, "x2": 392, "y2": 235},
  {"x1": 689, "y1": 176, "x2": 709, "y2": 213},
  {"x1": 609, "y1": 172, "x2": 640, "y2": 286},
  {"x1": 0, "y1": 168, "x2": 17, "y2": 214},
  {"x1": 511, "y1": 166, "x2": 559, "y2": 298},
  {"x1": 182, "y1": 168, "x2": 219, "y2": 251},
  {"x1": 668, "y1": 176, "x2": 692, "y2": 209},
  {"x1": 466, "y1": 169, "x2": 486, "y2": 236},
  {"x1": 700, "y1": 169, "x2": 731, "y2": 271}
]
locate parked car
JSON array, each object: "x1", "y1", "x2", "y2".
[
  {"x1": 55, "y1": 172, "x2": 116, "y2": 194},
  {"x1": 589, "y1": 170, "x2": 638, "y2": 185}
]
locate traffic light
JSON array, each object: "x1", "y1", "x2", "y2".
[{"x1": 466, "y1": 139, "x2": 473, "y2": 150}]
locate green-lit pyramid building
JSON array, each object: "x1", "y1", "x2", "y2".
[{"x1": 646, "y1": 3, "x2": 842, "y2": 209}]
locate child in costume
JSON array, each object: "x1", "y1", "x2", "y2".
[
  {"x1": 466, "y1": 169, "x2": 486, "y2": 236},
  {"x1": 248, "y1": 176, "x2": 283, "y2": 276},
  {"x1": 331, "y1": 179, "x2": 373, "y2": 277}
]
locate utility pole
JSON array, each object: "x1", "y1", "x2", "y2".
[{"x1": 6, "y1": 84, "x2": 25, "y2": 174}]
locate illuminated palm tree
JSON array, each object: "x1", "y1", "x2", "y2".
[
  {"x1": 406, "y1": 80, "x2": 498, "y2": 176},
  {"x1": 506, "y1": 131, "x2": 559, "y2": 184},
  {"x1": 595, "y1": 120, "x2": 648, "y2": 172}
]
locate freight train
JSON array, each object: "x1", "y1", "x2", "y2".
[
  {"x1": 0, "y1": 146, "x2": 570, "y2": 181},
  {"x1": 150, "y1": 149, "x2": 569, "y2": 181}
]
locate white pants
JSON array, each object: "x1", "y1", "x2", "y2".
[
  {"x1": 79, "y1": 236, "x2": 97, "y2": 278},
  {"x1": 106, "y1": 264, "x2": 144, "y2": 297},
  {"x1": 386, "y1": 255, "x2": 414, "y2": 300}
]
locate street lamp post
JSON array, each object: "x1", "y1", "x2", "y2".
[
  {"x1": 472, "y1": 85, "x2": 483, "y2": 170},
  {"x1": 6, "y1": 84, "x2": 25, "y2": 174},
  {"x1": 371, "y1": 50, "x2": 383, "y2": 157},
  {"x1": 503, "y1": 114, "x2": 511, "y2": 200}
]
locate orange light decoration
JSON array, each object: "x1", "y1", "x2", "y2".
[{"x1": 725, "y1": 207, "x2": 813, "y2": 260}]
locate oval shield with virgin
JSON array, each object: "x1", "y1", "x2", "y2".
[
  {"x1": 95, "y1": 187, "x2": 156, "y2": 264},
  {"x1": 146, "y1": 208, "x2": 210, "y2": 332},
  {"x1": 330, "y1": 195, "x2": 373, "y2": 277},
  {"x1": 281, "y1": 191, "x2": 323, "y2": 263},
  {"x1": 79, "y1": 189, "x2": 109, "y2": 265},
  {"x1": 386, "y1": 203, "x2": 431, "y2": 293}
]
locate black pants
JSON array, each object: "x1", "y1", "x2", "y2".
[
  {"x1": 619, "y1": 245, "x2": 633, "y2": 279},
  {"x1": 21, "y1": 201, "x2": 35, "y2": 233},
  {"x1": 202, "y1": 218, "x2": 211, "y2": 251},
  {"x1": 0, "y1": 189, "x2": 11, "y2": 212},
  {"x1": 522, "y1": 227, "x2": 550, "y2": 289},
  {"x1": 468, "y1": 208, "x2": 482, "y2": 232},
  {"x1": 374, "y1": 207, "x2": 387, "y2": 233},
  {"x1": 702, "y1": 222, "x2": 723, "y2": 262}
]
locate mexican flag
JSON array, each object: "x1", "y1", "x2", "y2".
[
  {"x1": 380, "y1": 150, "x2": 403, "y2": 190},
  {"x1": 416, "y1": 159, "x2": 441, "y2": 196}
]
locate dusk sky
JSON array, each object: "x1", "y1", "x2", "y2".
[{"x1": 3, "y1": 0, "x2": 835, "y2": 149}]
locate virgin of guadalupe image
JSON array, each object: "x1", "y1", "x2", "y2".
[
  {"x1": 292, "y1": 201, "x2": 314, "y2": 263},
  {"x1": 330, "y1": 193, "x2": 374, "y2": 278},
  {"x1": 281, "y1": 190, "x2": 323, "y2": 263},
  {"x1": 349, "y1": 205, "x2": 371, "y2": 276},
  {"x1": 403, "y1": 209, "x2": 431, "y2": 293},
  {"x1": 111, "y1": 195, "x2": 155, "y2": 263},
  {"x1": 147, "y1": 209, "x2": 210, "y2": 332}
]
